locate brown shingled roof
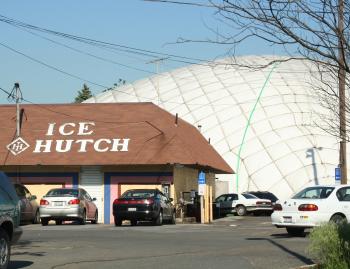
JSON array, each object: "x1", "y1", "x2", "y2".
[{"x1": 0, "y1": 103, "x2": 233, "y2": 174}]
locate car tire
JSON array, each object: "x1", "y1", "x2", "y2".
[
  {"x1": 130, "y1": 220, "x2": 137, "y2": 226},
  {"x1": 56, "y1": 220, "x2": 63, "y2": 225},
  {"x1": 114, "y1": 217, "x2": 122, "y2": 226},
  {"x1": 170, "y1": 211, "x2": 176, "y2": 225},
  {"x1": 0, "y1": 228, "x2": 10, "y2": 269},
  {"x1": 330, "y1": 214, "x2": 346, "y2": 225},
  {"x1": 32, "y1": 210, "x2": 40, "y2": 224},
  {"x1": 41, "y1": 218, "x2": 49, "y2": 226},
  {"x1": 236, "y1": 205, "x2": 247, "y2": 216},
  {"x1": 286, "y1": 227, "x2": 305, "y2": 237},
  {"x1": 153, "y1": 211, "x2": 163, "y2": 226},
  {"x1": 79, "y1": 210, "x2": 86, "y2": 225},
  {"x1": 91, "y1": 211, "x2": 98, "y2": 224}
]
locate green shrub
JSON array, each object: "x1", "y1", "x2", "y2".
[{"x1": 308, "y1": 222, "x2": 350, "y2": 269}]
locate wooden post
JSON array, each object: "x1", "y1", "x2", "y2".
[
  {"x1": 180, "y1": 192, "x2": 184, "y2": 224},
  {"x1": 200, "y1": 195, "x2": 205, "y2": 224},
  {"x1": 204, "y1": 184, "x2": 210, "y2": 223},
  {"x1": 209, "y1": 185, "x2": 213, "y2": 223}
]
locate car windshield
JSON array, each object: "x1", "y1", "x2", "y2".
[
  {"x1": 242, "y1": 193, "x2": 258, "y2": 199},
  {"x1": 215, "y1": 195, "x2": 227, "y2": 202},
  {"x1": 265, "y1": 193, "x2": 278, "y2": 201},
  {"x1": 14, "y1": 184, "x2": 26, "y2": 197},
  {"x1": 292, "y1": 187, "x2": 334, "y2": 199},
  {"x1": 121, "y1": 190, "x2": 156, "y2": 199},
  {"x1": 46, "y1": 189, "x2": 79, "y2": 197}
]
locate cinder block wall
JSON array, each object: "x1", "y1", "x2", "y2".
[{"x1": 173, "y1": 166, "x2": 198, "y2": 203}]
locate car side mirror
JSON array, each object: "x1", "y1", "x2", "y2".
[
  {"x1": 31, "y1": 195, "x2": 37, "y2": 200},
  {"x1": 92, "y1": 198, "x2": 97, "y2": 201}
]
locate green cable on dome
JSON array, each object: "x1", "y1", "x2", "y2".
[{"x1": 235, "y1": 63, "x2": 278, "y2": 193}]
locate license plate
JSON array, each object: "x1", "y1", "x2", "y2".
[
  {"x1": 128, "y1": 208, "x2": 137, "y2": 212},
  {"x1": 283, "y1": 216, "x2": 292, "y2": 223},
  {"x1": 54, "y1": 202, "x2": 63, "y2": 206}
]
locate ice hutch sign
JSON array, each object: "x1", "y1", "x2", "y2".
[{"x1": 6, "y1": 122, "x2": 130, "y2": 156}]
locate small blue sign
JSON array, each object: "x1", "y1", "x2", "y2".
[
  {"x1": 198, "y1": 171, "x2": 206, "y2": 184},
  {"x1": 335, "y1": 167, "x2": 341, "y2": 181}
]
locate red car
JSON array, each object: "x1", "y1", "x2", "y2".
[{"x1": 14, "y1": 183, "x2": 40, "y2": 224}]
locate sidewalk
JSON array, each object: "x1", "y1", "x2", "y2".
[{"x1": 211, "y1": 215, "x2": 244, "y2": 225}]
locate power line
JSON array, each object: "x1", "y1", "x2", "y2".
[
  {"x1": 10, "y1": 24, "x2": 157, "y2": 75},
  {"x1": 0, "y1": 14, "x2": 211, "y2": 65},
  {"x1": 0, "y1": 14, "x2": 323, "y2": 72},
  {"x1": 144, "y1": 0, "x2": 350, "y2": 14},
  {"x1": 0, "y1": 41, "x2": 191, "y2": 102},
  {"x1": 143, "y1": 0, "x2": 212, "y2": 8},
  {"x1": 0, "y1": 41, "x2": 109, "y2": 89},
  {"x1": 0, "y1": 41, "x2": 165, "y2": 102},
  {"x1": 0, "y1": 40, "x2": 178, "y2": 102},
  {"x1": 0, "y1": 41, "x2": 163, "y2": 102},
  {"x1": 0, "y1": 39, "x2": 325, "y2": 106}
]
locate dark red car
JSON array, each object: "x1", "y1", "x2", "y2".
[
  {"x1": 113, "y1": 189, "x2": 176, "y2": 226},
  {"x1": 14, "y1": 183, "x2": 40, "y2": 224}
]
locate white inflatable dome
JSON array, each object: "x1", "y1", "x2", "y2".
[{"x1": 86, "y1": 55, "x2": 342, "y2": 199}]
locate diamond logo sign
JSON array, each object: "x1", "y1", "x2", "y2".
[{"x1": 7, "y1": 137, "x2": 30, "y2": 156}]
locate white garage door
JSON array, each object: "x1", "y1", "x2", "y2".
[{"x1": 80, "y1": 166, "x2": 103, "y2": 223}]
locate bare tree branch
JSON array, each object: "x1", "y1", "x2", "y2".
[{"x1": 148, "y1": 0, "x2": 350, "y2": 144}]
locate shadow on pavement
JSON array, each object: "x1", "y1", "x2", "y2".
[
  {"x1": 271, "y1": 231, "x2": 310, "y2": 238},
  {"x1": 246, "y1": 237, "x2": 314, "y2": 265},
  {"x1": 12, "y1": 239, "x2": 46, "y2": 256},
  {"x1": 8, "y1": 260, "x2": 34, "y2": 269},
  {"x1": 12, "y1": 251, "x2": 46, "y2": 257}
]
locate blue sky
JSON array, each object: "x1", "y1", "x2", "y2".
[{"x1": 0, "y1": 0, "x2": 282, "y2": 104}]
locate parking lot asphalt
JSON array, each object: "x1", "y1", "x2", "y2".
[{"x1": 9, "y1": 216, "x2": 315, "y2": 269}]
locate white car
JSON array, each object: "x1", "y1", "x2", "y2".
[
  {"x1": 215, "y1": 193, "x2": 273, "y2": 216},
  {"x1": 271, "y1": 184, "x2": 350, "y2": 236}
]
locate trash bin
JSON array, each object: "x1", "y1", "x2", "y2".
[{"x1": 213, "y1": 202, "x2": 221, "y2": 219}]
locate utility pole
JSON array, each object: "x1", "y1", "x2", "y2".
[
  {"x1": 147, "y1": 57, "x2": 168, "y2": 105},
  {"x1": 338, "y1": 0, "x2": 347, "y2": 184},
  {"x1": 13, "y1": 83, "x2": 22, "y2": 137}
]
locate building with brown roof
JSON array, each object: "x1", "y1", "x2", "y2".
[{"x1": 0, "y1": 103, "x2": 233, "y2": 224}]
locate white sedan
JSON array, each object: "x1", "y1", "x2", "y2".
[
  {"x1": 215, "y1": 193, "x2": 273, "y2": 216},
  {"x1": 271, "y1": 184, "x2": 350, "y2": 236}
]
